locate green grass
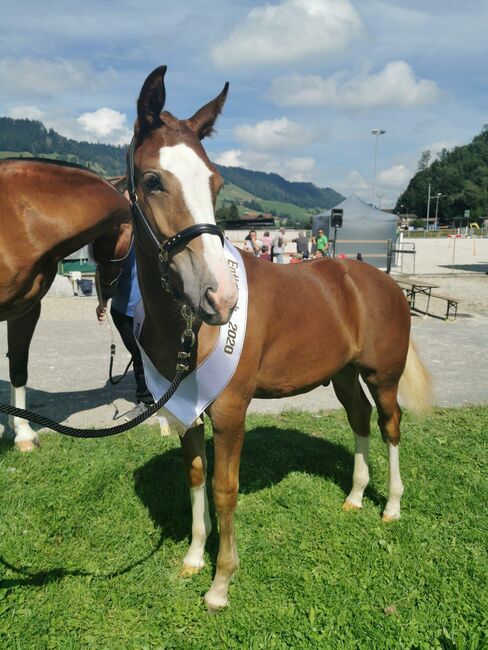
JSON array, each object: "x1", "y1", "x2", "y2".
[
  {"x1": 258, "y1": 199, "x2": 310, "y2": 221},
  {"x1": 218, "y1": 181, "x2": 257, "y2": 204},
  {"x1": 0, "y1": 407, "x2": 487, "y2": 649},
  {"x1": 217, "y1": 182, "x2": 311, "y2": 222}
]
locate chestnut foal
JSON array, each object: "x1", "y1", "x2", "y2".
[
  {"x1": 0, "y1": 159, "x2": 132, "y2": 450},
  {"x1": 130, "y1": 66, "x2": 431, "y2": 609}
]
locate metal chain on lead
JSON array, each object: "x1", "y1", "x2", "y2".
[{"x1": 177, "y1": 303, "x2": 196, "y2": 372}]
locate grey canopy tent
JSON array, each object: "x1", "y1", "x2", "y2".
[{"x1": 312, "y1": 193, "x2": 398, "y2": 269}]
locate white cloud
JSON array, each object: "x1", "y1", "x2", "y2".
[
  {"x1": 211, "y1": 0, "x2": 364, "y2": 67},
  {"x1": 215, "y1": 148, "x2": 317, "y2": 181},
  {"x1": 215, "y1": 149, "x2": 244, "y2": 167},
  {"x1": 377, "y1": 164, "x2": 413, "y2": 189},
  {"x1": 426, "y1": 140, "x2": 459, "y2": 157},
  {"x1": 7, "y1": 105, "x2": 45, "y2": 120},
  {"x1": 234, "y1": 117, "x2": 318, "y2": 152},
  {"x1": 0, "y1": 57, "x2": 115, "y2": 97},
  {"x1": 7, "y1": 104, "x2": 131, "y2": 145},
  {"x1": 78, "y1": 107, "x2": 131, "y2": 142},
  {"x1": 269, "y1": 61, "x2": 441, "y2": 109},
  {"x1": 341, "y1": 170, "x2": 370, "y2": 194}
]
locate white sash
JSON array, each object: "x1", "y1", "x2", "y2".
[{"x1": 133, "y1": 240, "x2": 248, "y2": 428}]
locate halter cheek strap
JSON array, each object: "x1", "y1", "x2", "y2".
[{"x1": 126, "y1": 138, "x2": 224, "y2": 291}]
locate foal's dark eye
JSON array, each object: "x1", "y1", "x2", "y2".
[{"x1": 144, "y1": 173, "x2": 163, "y2": 192}]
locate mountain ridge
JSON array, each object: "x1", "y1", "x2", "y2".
[{"x1": 0, "y1": 116, "x2": 343, "y2": 210}]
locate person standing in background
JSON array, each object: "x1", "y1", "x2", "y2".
[
  {"x1": 316, "y1": 229, "x2": 329, "y2": 257},
  {"x1": 96, "y1": 243, "x2": 153, "y2": 409},
  {"x1": 292, "y1": 231, "x2": 310, "y2": 259},
  {"x1": 272, "y1": 227, "x2": 287, "y2": 263}
]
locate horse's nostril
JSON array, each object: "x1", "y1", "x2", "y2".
[{"x1": 205, "y1": 288, "x2": 218, "y2": 312}]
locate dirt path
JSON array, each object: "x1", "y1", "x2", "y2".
[
  {"x1": 1, "y1": 273, "x2": 487, "y2": 434},
  {"x1": 1, "y1": 234, "x2": 487, "y2": 433}
]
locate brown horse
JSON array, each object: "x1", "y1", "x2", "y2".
[
  {"x1": 0, "y1": 158, "x2": 132, "y2": 451},
  {"x1": 129, "y1": 66, "x2": 432, "y2": 610}
]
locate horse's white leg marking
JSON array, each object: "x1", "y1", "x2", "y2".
[
  {"x1": 382, "y1": 442, "x2": 404, "y2": 521},
  {"x1": 9, "y1": 385, "x2": 39, "y2": 451},
  {"x1": 204, "y1": 514, "x2": 239, "y2": 610},
  {"x1": 158, "y1": 407, "x2": 187, "y2": 437},
  {"x1": 344, "y1": 434, "x2": 370, "y2": 509},
  {"x1": 158, "y1": 408, "x2": 202, "y2": 437},
  {"x1": 181, "y1": 483, "x2": 212, "y2": 573}
]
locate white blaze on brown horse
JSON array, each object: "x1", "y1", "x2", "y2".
[
  {"x1": 130, "y1": 66, "x2": 432, "y2": 610},
  {"x1": 0, "y1": 159, "x2": 132, "y2": 450}
]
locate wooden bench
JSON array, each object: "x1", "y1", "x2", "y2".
[
  {"x1": 395, "y1": 280, "x2": 458, "y2": 320},
  {"x1": 396, "y1": 280, "x2": 438, "y2": 314},
  {"x1": 429, "y1": 293, "x2": 459, "y2": 321}
]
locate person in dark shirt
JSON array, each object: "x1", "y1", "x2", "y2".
[
  {"x1": 292, "y1": 231, "x2": 310, "y2": 259},
  {"x1": 96, "y1": 244, "x2": 153, "y2": 406}
]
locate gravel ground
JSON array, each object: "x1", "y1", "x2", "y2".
[{"x1": 1, "y1": 239, "x2": 487, "y2": 433}]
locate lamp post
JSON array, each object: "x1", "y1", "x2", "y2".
[
  {"x1": 434, "y1": 193, "x2": 443, "y2": 230},
  {"x1": 426, "y1": 183, "x2": 431, "y2": 227},
  {"x1": 377, "y1": 194, "x2": 384, "y2": 209},
  {"x1": 371, "y1": 128, "x2": 386, "y2": 208}
]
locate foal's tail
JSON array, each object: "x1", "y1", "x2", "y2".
[{"x1": 398, "y1": 340, "x2": 433, "y2": 413}]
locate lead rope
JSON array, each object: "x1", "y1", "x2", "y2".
[
  {"x1": 0, "y1": 304, "x2": 195, "y2": 439},
  {"x1": 106, "y1": 316, "x2": 133, "y2": 385}
]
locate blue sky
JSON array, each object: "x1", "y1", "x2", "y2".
[{"x1": 1, "y1": 0, "x2": 487, "y2": 208}]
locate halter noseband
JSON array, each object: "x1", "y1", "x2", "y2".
[{"x1": 126, "y1": 138, "x2": 224, "y2": 291}]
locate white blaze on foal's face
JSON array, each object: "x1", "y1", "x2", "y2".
[
  {"x1": 159, "y1": 143, "x2": 220, "y2": 264},
  {"x1": 158, "y1": 143, "x2": 237, "y2": 318}
]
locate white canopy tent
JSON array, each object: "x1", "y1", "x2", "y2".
[{"x1": 313, "y1": 194, "x2": 398, "y2": 269}]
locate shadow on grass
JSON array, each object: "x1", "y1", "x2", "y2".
[
  {"x1": 0, "y1": 534, "x2": 166, "y2": 589},
  {"x1": 0, "y1": 424, "x2": 385, "y2": 590},
  {"x1": 133, "y1": 425, "x2": 385, "y2": 552},
  {"x1": 0, "y1": 376, "x2": 137, "y2": 443}
]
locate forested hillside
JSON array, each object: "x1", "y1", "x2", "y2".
[
  {"x1": 396, "y1": 125, "x2": 488, "y2": 223},
  {"x1": 0, "y1": 117, "x2": 343, "y2": 215},
  {"x1": 216, "y1": 165, "x2": 343, "y2": 210},
  {"x1": 0, "y1": 117, "x2": 126, "y2": 175}
]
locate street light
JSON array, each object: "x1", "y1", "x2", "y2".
[
  {"x1": 371, "y1": 128, "x2": 386, "y2": 208},
  {"x1": 434, "y1": 193, "x2": 443, "y2": 230}
]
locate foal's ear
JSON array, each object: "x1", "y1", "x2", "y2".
[
  {"x1": 188, "y1": 82, "x2": 229, "y2": 140},
  {"x1": 136, "y1": 65, "x2": 167, "y2": 137}
]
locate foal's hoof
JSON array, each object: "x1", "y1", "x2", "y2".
[
  {"x1": 204, "y1": 591, "x2": 228, "y2": 611},
  {"x1": 159, "y1": 420, "x2": 172, "y2": 437},
  {"x1": 342, "y1": 500, "x2": 361, "y2": 512},
  {"x1": 179, "y1": 564, "x2": 203, "y2": 578},
  {"x1": 15, "y1": 439, "x2": 40, "y2": 452},
  {"x1": 382, "y1": 512, "x2": 400, "y2": 523}
]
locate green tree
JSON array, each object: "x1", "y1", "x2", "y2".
[
  {"x1": 417, "y1": 150, "x2": 431, "y2": 172},
  {"x1": 229, "y1": 203, "x2": 239, "y2": 220}
]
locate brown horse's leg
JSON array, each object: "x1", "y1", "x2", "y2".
[
  {"x1": 366, "y1": 381, "x2": 404, "y2": 522},
  {"x1": 179, "y1": 421, "x2": 211, "y2": 576},
  {"x1": 204, "y1": 409, "x2": 246, "y2": 610},
  {"x1": 7, "y1": 303, "x2": 41, "y2": 451},
  {"x1": 332, "y1": 365, "x2": 372, "y2": 511}
]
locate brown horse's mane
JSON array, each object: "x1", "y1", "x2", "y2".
[{"x1": 3, "y1": 155, "x2": 124, "y2": 176}]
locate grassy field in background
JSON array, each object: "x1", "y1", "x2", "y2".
[
  {"x1": 218, "y1": 182, "x2": 310, "y2": 223},
  {"x1": 0, "y1": 407, "x2": 487, "y2": 649}
]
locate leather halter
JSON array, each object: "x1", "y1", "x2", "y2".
[{"x1": 126, "y1": 138, "x2": 224, "y2": 291}]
